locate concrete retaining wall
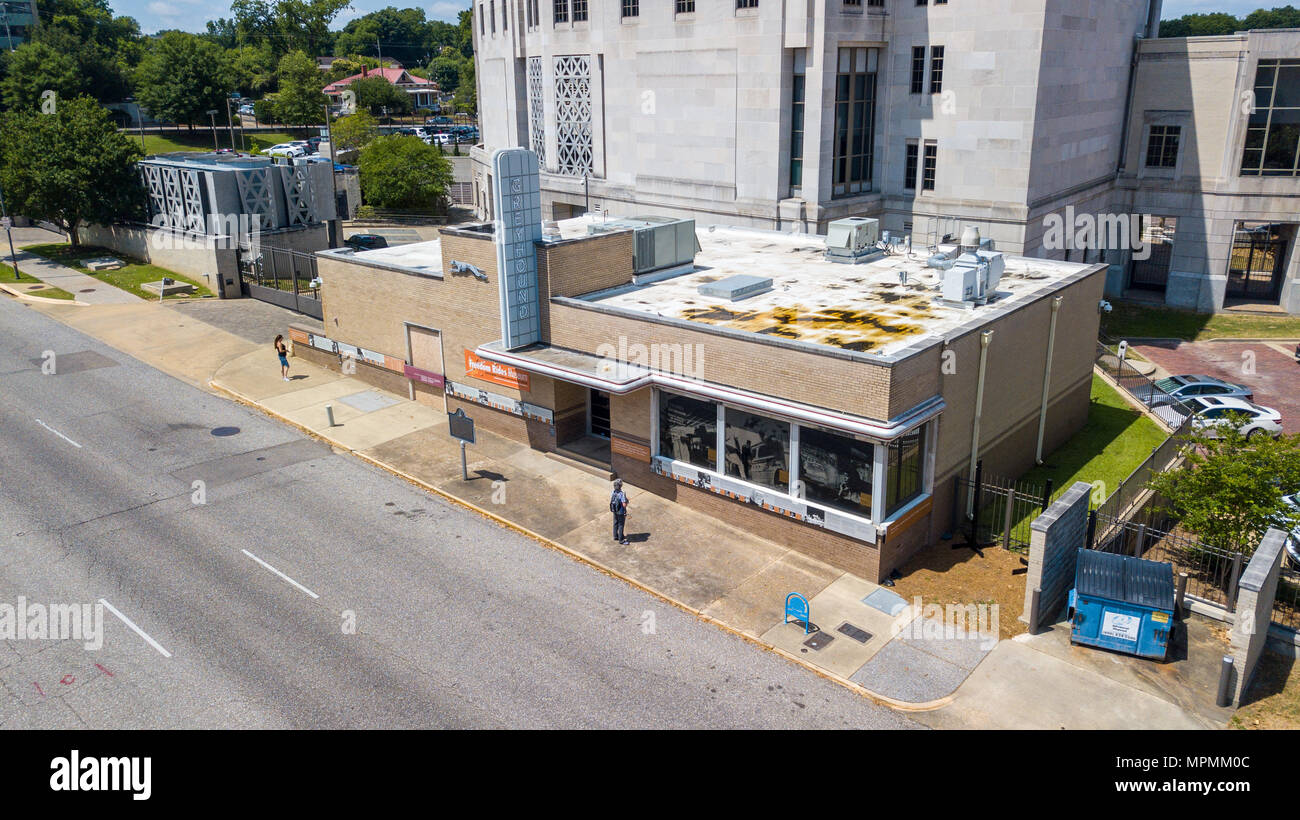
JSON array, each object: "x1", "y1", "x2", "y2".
[
  {"x1": 1228, "y1": 528, "x2": 1289, "y2": 707},
  {"x1": 1021, "y1": 481, "x2": 1092, "y2": 629}
]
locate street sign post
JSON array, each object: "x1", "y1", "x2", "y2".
[{"x1": 448, "y1": 408, "x2": 475, "y2": 480}]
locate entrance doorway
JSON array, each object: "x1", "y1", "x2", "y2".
[
  {"x1": 588, "y1": 389, "x2": 611, "y2": 439},
  {"x1": 1227, "y1": 223, "x2": 1289, "y2": 303}
]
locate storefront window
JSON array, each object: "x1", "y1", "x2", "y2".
[
  {"x1": 724, "y1": 408, "x2": 790, "y2": 492},
  {"x1": 886, "y1": 425, "x2": 926, "y2": 516},
  {"x1": 797, "y1": 426, "x2": 874, "y2": 519},
  {"x1": 658, "y1": 392, "x2": 717, "y2": 471}
]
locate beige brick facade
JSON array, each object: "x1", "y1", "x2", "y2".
[{"x1": 309, "y1": 226, "x2": 1103, "y2": 582}]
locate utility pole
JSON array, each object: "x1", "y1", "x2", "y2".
[{"x1": 324, "y1": 102, "x2": 341, "y2": 246}]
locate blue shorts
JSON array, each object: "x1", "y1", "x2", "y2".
[{"x1": 278, "y1": 354, "x2": 289, "y2": 367}]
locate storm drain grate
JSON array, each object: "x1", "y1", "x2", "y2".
[
  {"x1": 836, "y1": 622, "x2": 873, "y2": 644},
  {"x1": 802, "y1": 631, "x2": 835, "y2": 651}
]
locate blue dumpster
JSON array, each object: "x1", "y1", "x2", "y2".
[{"x1": 1067, "y1": 549, "x2": 1175, "y2": 660}]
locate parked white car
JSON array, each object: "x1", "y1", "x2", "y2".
[
  {"x1": 1184, "y1": 395, "x2": 1283, "y2": 439},
  {"x1": 265, "y1": 143, "x2": 306, "y2": 158}
]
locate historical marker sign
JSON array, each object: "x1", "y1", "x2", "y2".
[
  {"x1": 490, "y1": 148, "x2": 542, "y2": 350},
  {"x1": 448, "y1": 408, "x2": 476, "y2": 444}
]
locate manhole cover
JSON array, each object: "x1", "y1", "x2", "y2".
[
  {"x1": 210, "y1": 426, "x2": 241, "y2": 437},
  {"x1": 836, "y1": 622, "x2": 873, "y2": 644},
  {"x1": 803, "y1": 631, "x2": 835, "y2": 651}
]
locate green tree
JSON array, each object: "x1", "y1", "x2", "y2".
[
  {"x1": 333, "y1": 110, "x2": 379, "y2": 152},
  {"x1": 452, "y1": 58, "x2": 476, "y2": 116},
  {"x1": 231, "y1": 0, "x2": 348, "y2": 59},
  {"x1": 1147, "y1": 422, "x2": 1300, "y2": 552},
  {"x1": 454, "y1": 8, "x2": 474, "y2": 60},
  {"x1": 334, "y1": 6, "x2": 433, "y2": 68},
  {"x1": 1159, "y1": 12, "x2": 1241, "y2": 37},
  {"x1": 134, "y1": 32, "x2": 234, "y2": 128},
  {"x1": 275, "y1": 50, "x2": 328, "y2": 126},
  {"x1": 230, "y1": 43, "x2": 278, "y2": 99},
  {"x1": 351, "y1": 75, "x2": 411, "y2": 117},
  {"x1": 0, "y1": 96, "x2": 145, "y2": 248},
  {"x1": 27, "y1": 0, "x2": 142, "y2": 104},
  {"x1": 1241, "y1": 5, "x2": 1300, "y2": 30},
  {"x1": 0, "y1": 43, "x2": 83, "y2": 113},
  {"x1": 429, "y1": 54, "x2": 462, "y2": 94},
  {"x1": 358, "y1": 135, "x2": 452, "y2": 210}
]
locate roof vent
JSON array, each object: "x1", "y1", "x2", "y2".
[
  {"x1": 698, "y1": 274, "x2": 773, "y2": 301},
  {"x1": 825, "y1": 217, "x2": 884, "y2": 264}
]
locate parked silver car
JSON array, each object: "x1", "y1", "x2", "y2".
[{"x1": 1142, "y1": 374, "x2": 1254, "y2": 407}]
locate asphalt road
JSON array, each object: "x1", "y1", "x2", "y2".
[{"x1": 0, "y1": 296, "x2": 918, "y2": 729}]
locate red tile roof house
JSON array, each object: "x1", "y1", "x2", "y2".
[{"x1": 323, "y1": 66, "x2": 440, "y2": 109}]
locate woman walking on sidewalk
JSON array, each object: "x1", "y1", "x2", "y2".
[{"x1": 274, "y1": 335, "x2": 290, "y2": 381}]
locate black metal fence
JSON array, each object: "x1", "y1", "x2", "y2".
[
  {"x1": 1095, "y1": 339, "x2": 1190, "y2": 429},
  {"x1": 1275, "y1": 566, "x2": 1300, "y2": 631},
  {"x1": 1088, "y1": 509, "x2": 1246, "y2": 610},
  {"x1": 238, "y1": 245, "x2": 322, "y2": 319},
  {"x1": 951, "y1": 462, "x2": 1053, "y2": 554}
]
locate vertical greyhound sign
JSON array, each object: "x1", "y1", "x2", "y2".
[{"x1": 491, "y1": 148, "x2": 543, "y2": 350}]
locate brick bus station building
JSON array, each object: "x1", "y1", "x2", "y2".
[{"x1": 294, "y1": 149, "x2": 1105, "y2": 582}]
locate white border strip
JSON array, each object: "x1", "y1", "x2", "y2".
[
  {"x1": 242, "y1": 550, "x2": 320, "y2": 599},
  {"x1": 99, "y1": 598, "x2": 172, "y2": 658},
  {"x1": 35, "y1": 419, "x2": 82, "y2": 448}
]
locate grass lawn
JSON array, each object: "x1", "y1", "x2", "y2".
[
  {"x1": 1018, "y1": 374, "x2": 1168, "y2": 503},
  {"x1": 139, "y1": 130, "x2": 305, "y2": 156},
  {"x1": 2, "y1": 263, "x2": 75, "y2": 300},
  {"x1": 1103, "y1": 300, "x2": 1300, "y2": 341},
  {"x1": 22, "y1": 244, "x2": 213, "y2": 301}
]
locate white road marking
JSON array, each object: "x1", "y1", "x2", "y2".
[
  {"x1": 241, "y1": 549, "x2": 319, "y2": 599},
  {"x1": 99, "y1": 598, "x2": 172, "y2": 658},
  {"x1": 35, "y1": 418, "x2": 82, "y2": 448}
]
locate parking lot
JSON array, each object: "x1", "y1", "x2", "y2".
[{"x1": 1133, "y1": 340, "x2": 1300, "y2": 433}]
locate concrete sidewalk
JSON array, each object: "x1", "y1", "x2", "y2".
[
  {"x1": 7, "y1": 293, "x2": 1228, "y2": 727},
  {"x1": 8, "y1": 248, "x2": 141, "y2": 306}
]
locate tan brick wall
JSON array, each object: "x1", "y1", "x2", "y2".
[
  {"x1": 541, "y1": 231, "x2": 636, "y2": 299},
  {"x1": 548, "y1": 302, "x2": 898, "y2": 420}
]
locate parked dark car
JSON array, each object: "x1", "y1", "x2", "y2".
[{"x1": 344, "y1": 234, "x2": 389, "y2": 251}]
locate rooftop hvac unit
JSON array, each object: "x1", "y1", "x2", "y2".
[
  {"x1": 589, "y1": 215, "x2": 697, "y2": 275},
  {"x1": 825, "y1": 217, "x2": 883, "y2": 264},
  {"x1": 941, "y1": 263, "x2": 979, "y2": 302}
]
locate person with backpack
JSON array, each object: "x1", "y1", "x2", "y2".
[{"x1": 609, "y1": 478, "x2": 630, "y2": 545}]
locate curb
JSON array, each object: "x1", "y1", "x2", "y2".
[
  {"x1": 0, "y1": 280, "x2": 88, "y2": 306},
  {"x1": 208, "y1": 375, "x2": 957, "y2": 715}
]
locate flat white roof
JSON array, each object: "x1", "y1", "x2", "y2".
[
  {"x1": 323, "y1": 217, "x2": 1100, "y2": 359},
  {"x1": 583, "y1": 223, "x2": 1098, "y2": 358}
]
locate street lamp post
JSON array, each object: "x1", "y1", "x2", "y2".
[
  {"x1": 206, "y1": 109, "x2": 219, "y2": 151},
  {"x1": 0, "y1": 183, "x2": 18, "y2": 281}
]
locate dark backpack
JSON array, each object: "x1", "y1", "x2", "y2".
[{"x1": 609, "y1": 491, "x2": 622, "y2": 513}]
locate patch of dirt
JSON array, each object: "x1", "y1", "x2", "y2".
[
  {"x1": 891, "y1": 538, "x2": 1029, "y2": 640},
  {"x1": 1231, "y1": 649, "x2": 1300, "y2": 730}
]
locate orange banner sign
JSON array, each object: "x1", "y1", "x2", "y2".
[
  {"x1": 464, "y1": 350, "x2": 530, "y2": 391},
  {"x1": 611, "y1": 437, "x2": 651, "y2": 463}
]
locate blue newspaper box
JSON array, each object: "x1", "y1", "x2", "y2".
[{"x1": 1067, "y1": 549, "x2": 1175, "y2": 660}]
